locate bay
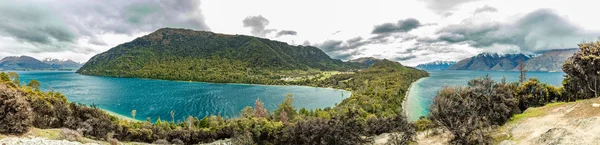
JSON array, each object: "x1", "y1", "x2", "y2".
[
  {"x1": 405, "y1": 70, "x2": 565, "y2": 121},
  {"x1": 15, "y1": 71, "x2": 350, "y2": 122}
]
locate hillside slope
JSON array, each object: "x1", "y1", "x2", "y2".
[
  {"x1": 78, "y1": 28, "x2": 357, "y2": 84},
  {"x1": 493, "y1": 97, "x2": 600, "y2": 144},
  {"x1": 522, "y1": 49, "x2": 577, "y2": 72}
]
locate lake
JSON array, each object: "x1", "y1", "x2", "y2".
[
  {"x1": 405, "y1": 70, "x2": 565, "y2": 121},
  {"x1": 15, "y1": 71, "x2": 350, "y2": 122}
]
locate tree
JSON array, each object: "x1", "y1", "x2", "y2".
[
  {"x1": 131, "y1": 110, "x2": 137, "y2": 120},
  {"x1": 280, "y1": 111, "x2": 288, "y2": 124},
  {"x1": 253, "y1": 98, "x2": 268, "y2": 118},
  {"x1": 170, "y1": 110, "x2": 176, "y2": 123},
  {"x1": 563, "y1": 40, "x2": 600, "y2": 99},
  {"x1": 7, "y1": 72, "x2": 20, "y2": 87},
  {"x1": 0, "y1": 72, "x2": 9, "y2": 82},
  {"x1": 517, "y1": 60, "x2": 527, "y2": 83},
  {"x1": 274, "y1": 94, "x2": 297, "y2": 122},
  {"x1": 27, "y1": 80, "x2": 40, "y2": 91}
]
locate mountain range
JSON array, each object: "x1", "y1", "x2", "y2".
[
  {"x1": 445, "y1": 49, "x2": 577, "y2": 72},
  {"x1": 448, "y1": 53, "x2": 532, "y2": 71},
  {"x1": 416, "y1": 60, "x2": 457, "y2": 71},
  {"x1": 0, "y1": 56, "x2": 82, "y2": 71}
]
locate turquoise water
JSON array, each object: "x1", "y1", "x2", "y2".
[
  {"x1": 405, "y1": 70, "x2": 565, "y2": 121},
  {"x1": 15, "y1": 71, "x2": 349, "y2": 122}
]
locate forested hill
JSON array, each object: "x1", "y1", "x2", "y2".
[{"x1": 77, "y1": 28, "x2": 358, "y2": 83}]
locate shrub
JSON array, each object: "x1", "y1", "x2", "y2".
[
  {"x1": 431, "y1": 76, "x2": 518, "y2": 145},
  {"x1": 153, "y1": 139, "x2": 170, "y2": 145},
  {"x1": 0, "y1": 85, "x2": 33, "y2": 135}
]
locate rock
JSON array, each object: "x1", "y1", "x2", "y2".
[
  {"x1": 536, "y1": 128, "x2": 579, "y2": 145},
  {"x1": 0, "y1": 137, "x2": 99, "y2": 145},
  {"x1": 499, "y1": 140, "x2": 515, "y2": 145},
  {"x1": 592, "y1": 103, "x2": 600, "y2": 107}
]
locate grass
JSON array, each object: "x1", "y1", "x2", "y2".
[{"x1": 508, "y1": 102, "x2": 566, "y2": 123}]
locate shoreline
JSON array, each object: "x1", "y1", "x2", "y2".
[
  {"x1": 102, "y1": 109, "x2": 141, "y2": 122},
  {"x1": 403, "y1": 77, "x2": 427, "y2": 122}
]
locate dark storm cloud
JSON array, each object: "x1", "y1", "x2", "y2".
[
  {"x1": 243, "y1": 15, "x2": 277, "y2": 37},
  {"x1": 420, "y1": 0, "x2": 480, "y2": 13},
  {"x1": 372, "y1": 18, "x2": 422, "y2": 34},
  {"x1": 474, "y1": 5, "x2": 498, "y2": 13},
  {"x1": 315, "y1": 37, "x2": 372, "y2": 60},
  {"x1": 0, "y1": 0, "x2": 209, "y2": 53},
  {"x1": 435, "y1": 9, "x2": 599, "y2": 52},
  {"x1": 394, "y1": 55, "x2": 417, "y2": 61},
  {"x1": 275, "y1": 30, "x2": 298, "y2": 37}
]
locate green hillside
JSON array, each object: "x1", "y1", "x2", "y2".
[{"x1": 77, "y1": 28, "x2": 358, "y2": 84}]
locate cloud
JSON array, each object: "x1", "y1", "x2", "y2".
[
  {"x1": 275, "y1": 30, "x2": 297, "y2": 37},
  {"x1": 394, "y1": 55, "x2": 417, "y2": 61},
  {"x1": 372, "y1": 18, "x2": 422, "y2": 34},
  {"x1": 315, "y1": 37, "x2": 371, "y2": 60},
  {"x1": 243, "y1": 15, "x2": 277, "y2": 37},
  {"x1": 435, "y1": 9, "x2": 599, "y2": 52},
  {"x1": 0, "y1": 0, "x2": 209, "y2": 54},
  {"x1": 420, "y1": 0, "x2": 480, "y2": 13},
  {"x1": 473, "y1": 5, "x2": 498, "y2": 13}
]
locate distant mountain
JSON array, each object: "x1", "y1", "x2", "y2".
[
  {"x1": 448, "y1": 53, "x2": 532, "y2": 71},
  {"x1": 78, "y1": 28, "x2": 358, "y2": 84},
  {"x1": 348, "y1": 57, "x2": 379, "y2": 68},
  {"x1": 522, "y1": 49, "x2": 577, "y2": 72},
  {"x1": 42, "y1": 58, "x2": 83, "y2": 69},
  {"x1": 416, "y1": 60, "x2": 457, "y2": 71},
  {"x1": 0, "y1": 56, "x2": 52, "y2": 70}
]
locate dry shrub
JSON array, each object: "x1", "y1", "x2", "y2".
[{"x1": 0, "y1": 85, "x2": 33, "y2": 135}]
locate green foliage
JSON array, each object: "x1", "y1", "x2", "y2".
[
  {"x1": 273, "y1": 94, "x2": 297, "y2": 122},
  {"x1": 240, "y1": 106, "x2": 254, "y2": 118},
  {"x1": 313, "y1": 59, "x2": 429, "y2": 117},
  {"x1": 27, "y1": 80, "x2": 40, "y2": 91}
]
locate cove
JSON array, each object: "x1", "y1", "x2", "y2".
[
  {"x1": 405, "y1": 70, "x2": 565, "y2": 122},
  {"x1": 15, "y1": 71, "x2": 350, "y2": 122}
]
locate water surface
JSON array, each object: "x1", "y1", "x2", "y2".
[{"x1": 16, "y1": 71, "x2": 349, "y2": 122}]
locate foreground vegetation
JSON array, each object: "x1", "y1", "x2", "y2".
[
  {"x1": 427, "y1": 40, "x2": 600, "y2": 145},
  {"x1": 1, "y1": 58, "x2": 427, "y2": 144}
]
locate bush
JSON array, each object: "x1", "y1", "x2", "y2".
[
  {"x1": 0, "y1": 85, "x2": 33, "y2": 134},
  {"x1": 153, "y1": 139, "x2": 170, "y2": 145},
  {"x1": 431, "y1": 76, "x2": 518, "y2": 144}
]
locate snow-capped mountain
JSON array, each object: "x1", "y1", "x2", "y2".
[{"x1": 416, "y1": 60, "x2": 457, "y2": 71}]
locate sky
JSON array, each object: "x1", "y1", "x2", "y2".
[{"x1": 1, "y1": 0, "x2": 599, "y2": 66}]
